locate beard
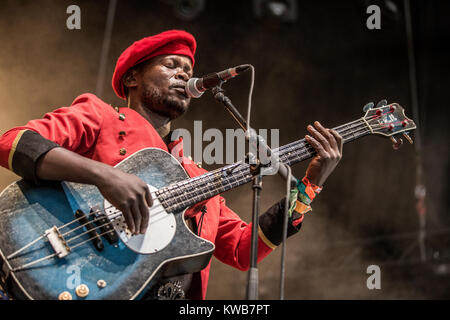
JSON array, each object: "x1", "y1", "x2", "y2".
[{"x1": 141, "y1": 84, "x2": 189, "y2": 120}]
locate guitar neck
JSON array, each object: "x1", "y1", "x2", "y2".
[{"x1": 156, "y1": 118, "x2": 371, "y2": 212}]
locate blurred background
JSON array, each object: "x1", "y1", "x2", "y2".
[{"x1": 0, "y1": 0, "x2": 448, "y2": 299}]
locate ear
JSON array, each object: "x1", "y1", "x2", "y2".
[{"x1": 122, "y1": 69, "x2": 138, "y2": 90}]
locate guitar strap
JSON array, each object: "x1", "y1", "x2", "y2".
[
  {"x1": 0, "y1": 288, "x2": 8, "y2": 300},
  {"x1": 0, "y1": 252, "x2": 10, "y2": 299},
  {"x1": 0, "y1": 282, "x2": 10, "y2": 300}
]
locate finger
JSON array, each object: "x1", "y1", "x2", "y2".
[
  {"x1": 144, "y1": 186, "x2": 153, "y2": 207},
  {"x1": 131, "y1": 202, "x2": 142, "y2": 235},
  {"x1": 121, "y1": 207, "x2": 135, "y2": 235},
  {"x1": 305, "y1": 134, "x2": 330, "y2": 159},
  {"x1": 307, "y1": 124, "x2": 332, "y2": 152},
  {"x1": 314, "y1": 121, "x2": 338, "y2": 151},
  {"x1": 139, "y1": 194, "x2": 150, "y2": 234},
  {"x1": 330, "y1": 129, "x2": 343, "y2": 155}
]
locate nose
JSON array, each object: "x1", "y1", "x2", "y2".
[{"x1": 174, "y1": 69, "x2": 190, "y2": 81}]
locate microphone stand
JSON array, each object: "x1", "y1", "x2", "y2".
[{"x1": 212, "y1": 83, "x2": 296, "y2": 300}]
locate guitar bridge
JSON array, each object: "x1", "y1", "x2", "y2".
[{"x1": 45, "y1": 226, "x2": 70, "y2": 258}]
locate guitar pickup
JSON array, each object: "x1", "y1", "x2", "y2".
[
  {"x1": 75, "y1": 209, "x2": 104, "y2": 252},
  {"x1": 91, "y1": 207, "x2": 119, "y2": 245}
]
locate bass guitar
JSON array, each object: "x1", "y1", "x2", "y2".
[{"x1": 0, "y1": 102, "x2": 416, "y2": 299}]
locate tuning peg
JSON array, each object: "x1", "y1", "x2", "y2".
[
  {"x1": 363, "y1": 102, "x2": 374, "y2": 112},
  {"x1": 390, "y1": 136, "x2": 403, "y2": 150},
  {"x1": 403, "y1": 132, "x2": 413, "y2": 144},
  {"x1": 376, "y1": 99, "x2": 388, "y2": 108}
]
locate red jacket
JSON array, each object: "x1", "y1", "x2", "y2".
[{"x1": 0, "y1": 93, "x2": 301, "y2": 299}]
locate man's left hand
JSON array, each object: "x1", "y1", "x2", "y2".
[{"x1": 304, "y1": 121, "x2": 343, "y2": 187}]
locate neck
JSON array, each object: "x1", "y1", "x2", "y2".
[{"x1": 128, "y1": 95, "x2": 171, "y2": 139}]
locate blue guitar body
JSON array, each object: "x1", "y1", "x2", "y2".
[{"x1": 0, "y1": 148, "x2": 215, "y2": 300}]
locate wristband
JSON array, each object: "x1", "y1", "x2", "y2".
[{"x1": 288, "y1": 176, "x2": 323, "y2": 222}]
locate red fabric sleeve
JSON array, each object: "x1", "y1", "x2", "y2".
[
  {"x1": 0, "y1": 93, "x2": 105, "y2": 170},
  {"x1": 213, "y1": 196, "x2": 274, "y2": 271}
]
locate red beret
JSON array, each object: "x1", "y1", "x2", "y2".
[{"x1": 112, "y1": 30, "x2": 196, "y2": 100}]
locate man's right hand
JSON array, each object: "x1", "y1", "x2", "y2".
[
  {"x1": 95, "y1": 167, "x2": 152, "y2": 235},
  {"x1": 36, "y1": 147, "x2": 153, "y2": 235}
]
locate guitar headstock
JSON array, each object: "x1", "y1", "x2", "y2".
[{"x1": 363, "y1": 102, "x2": 416, "y2": 150}]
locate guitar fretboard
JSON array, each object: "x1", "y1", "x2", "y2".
[{"x1": 156, "y1": 118, "x2": 370, "y2": 212}]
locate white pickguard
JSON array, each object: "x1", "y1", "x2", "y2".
[{"x1": 103, "y1": 185, "x2": 176, "y2": 254}]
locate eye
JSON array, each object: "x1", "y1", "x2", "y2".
[{"x1": 164, "y1": 61, "x2": 175, "y2": 68}]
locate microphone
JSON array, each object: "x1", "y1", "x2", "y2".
[{"x1": 185, "y1": 64, "x2": 250, "y2": 98}]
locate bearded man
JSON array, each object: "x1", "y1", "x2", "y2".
[{"x1": 0, "y1": 30, "x2": 343, "y2": 299}]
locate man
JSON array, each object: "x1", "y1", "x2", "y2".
[{"x1": 0, "y1": 30, "x2": 343, "y2": 299}]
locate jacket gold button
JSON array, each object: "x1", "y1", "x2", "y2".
[
  {"x1": 119, "y1": 113, "x2": 126, "y2": 121},
  {"x1": 119, "y1": 148, "x2": 127, "y2": 155},
  {"x1": 119, "y1": 131, "x2": 126, "y2": 137}
]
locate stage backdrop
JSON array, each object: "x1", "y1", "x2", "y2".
[{"x1": 0, "y1": 0, "x2": 448, "y2": 299}]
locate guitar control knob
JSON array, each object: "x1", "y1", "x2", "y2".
[
  {"x1": 58, "y1": 291, "x2": 72, "y2": 300},
  {"x1": 75, "y1": 284, "x2": 89, "y2": 298},
  {"x1": 97, "y1": 280, "x2": 107, "y2": 288}
]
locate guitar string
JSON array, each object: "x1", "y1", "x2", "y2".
[
  {"x1": 163, "y1": 115, "x2": 407, "y2": 212},
  {"x1": 9, "y1": 121, "x2": 403, "y2": 270},
  {"x1": 274, "y1": 118, "x2": 365, "y2": 153},
  {"x1": 163, "y1": 122, "x2": 374, "y2": 211},
  {"x1": 121, "y1": 120, "x2": 378, "y2": 214},
  {"x1": 59, "y1": 204, "x2": 165, "y2": 238},
  {"x1": 60, "y1": 122, "x2": 378, "y2": 251},
  {"x1": 67, "y1": 117, "x2": 396, "y2": 241},
  {"x1": 56, "y1": 115, "x2": 378, "y2": 234},
  {"x1": 64, "y1": 206, "x2": 172, "y2": 245},
  {"x1": 273, "y1": 110, "x2": 395, "y2": 156},
  {"x1": 112, "y1": 116, "x2": 394, "y2": 215},
  {"x1": 6, "y1": 194, "x2": 163, "y2": 260},
  {"x1": 15, "y1": 119, "x2": 412, "y2": 270},
  {"x1": 275, "y1": 106, "x2": 397, "y2": 154},
  {"x1": 7, "y1": 112, "x2": 401, "y2": 264},
  {"x1": 111, "y1": 118, "x2": 387, "y2": 213},
  {"x1": 159, "y1": 118, "x2": 379, "y2": 210},
  {"x1": 23, "y1": 110, "x2": 394, "y2": 243},
  {"x1": 6, "y1": 119, "x2": 377, "y2": 262},
  {"x1": 158, "y1": 119, "x2": 368, "y2": 206}
]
